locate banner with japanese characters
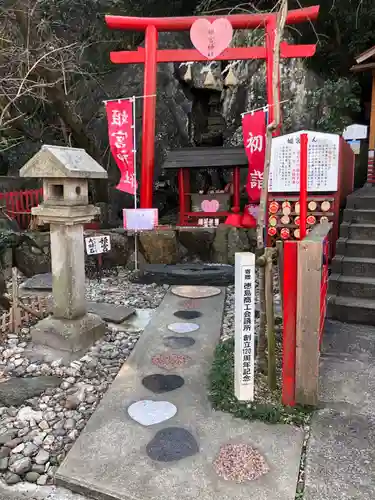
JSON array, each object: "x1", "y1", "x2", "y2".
[
  {"x1": 242, "y1": 109, "x2": 267, "y2": 203},
  {"x1": 105, "y1": 99, "x2": 137, "y2": 195}
]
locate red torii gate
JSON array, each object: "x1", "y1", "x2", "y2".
[{"x1": 105, "y1": 6, "x2": 320, "y2": 209}]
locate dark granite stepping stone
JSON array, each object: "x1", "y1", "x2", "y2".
[
  {"x1": 0, "y1": 376, "x2": 62, "y2": 407},
  {"x1": 87, "y1": 302, "x2": 135, "y2": 324},
  {"x1": 142, "y1": 374, "x2": 184, "y2": 394},
  {"x1": 22, "y1": 273, "x2": 52, "y2": 291},
  {"x1": 146, "y1": 427, "x2": 199, "y2": 462},
  {"x1": 163, "y1": 336, "x2": 195, "y2": 349},
  {"x1": 174, "y1": 310, "x2": 202, "y2": 320}
]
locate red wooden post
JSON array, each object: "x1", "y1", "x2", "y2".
[
  {"x1": 19, "y1": 190, "x2": 25, "y2": 228},
  {"x1": 282, "y1": 240, "x2": 298, "y2": 406},
  {"x1": 232, "y1": 167, "x2": 241, "y2": 213},
  {"x1": 299, "y1": 133, "x2": 308, "y2": 240},
  {"x1": 140, "y1": 25, "x2": 158, "y2": 209},
  {"x1": 265, "y1": 17, "x2": 276, "y2": 127},
  {"x1": 178, "y1": 168, "x2": 186, "y2": 225}
]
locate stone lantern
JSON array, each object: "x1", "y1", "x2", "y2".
[{"x1": 20, "y1": 145, "x2": 108, "y2": 361}]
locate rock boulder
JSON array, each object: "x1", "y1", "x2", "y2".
[{"x1": 139, "y1": 230, "x2": 179, "y2": 264}]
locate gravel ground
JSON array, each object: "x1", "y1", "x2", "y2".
[
  {"x1": 85, "y1": 269, "x2": 168, "y2": 309},
  {"x1": 0, "y1": 271, "x2": 168, "y2": 487}
]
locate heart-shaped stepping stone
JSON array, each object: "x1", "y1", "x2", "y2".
[
  {"x1": 172, "y1": 286, "x2": 221, "y2": 299},
  {"x1": 167, "y1": 322, "x2": 199, "y2": 334},
  {"x1": 127, "y1": 400, "x2": 177, "y2": 426},
  {"x1": 163, "y1": 336, "x2": 196, "y2": 349},
  {"x1": 152, "y1": 353, "x2": 191, "y2": 371},
  {"x1": 146, "y1": 427, "x2": 199, "y2": 462},
  {"x1": 142, "y1": 374, "x2": 184, "y2": 394},
  {"x1": 174, "y1": 310, "x2": 202, "y2": 320}
]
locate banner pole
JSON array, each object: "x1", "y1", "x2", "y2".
[{"x1": 132, "y1": 96, "x2": 138, "y2": 271}]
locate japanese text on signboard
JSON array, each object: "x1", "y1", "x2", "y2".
[
  {"x1": 241, "y1": 265, "x2": 255, "y2": 386},
  {"x1": 85, "y1": 235, "x2": 111, "y2": 255}
]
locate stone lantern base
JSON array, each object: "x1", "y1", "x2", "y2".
[{"x1": 30, "y1": 313, "x2": 105, "y2": 362}]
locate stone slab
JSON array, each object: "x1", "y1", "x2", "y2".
[
  {"x1": 87, "y1": 302, "x2": 135, "y2": 324},
  {"x1": 0, "y1": 376, "x2": 62, "y2": 407},
  {"x1": 137, "y1": 264, "x2": 234, "y2": 286},
  {"x1": 22, "y1": 273, "x2": 52, "y2": 291},
  {"x1": 56, "y1": 289, "x2": 303, "y2": 500},
  {"x1": 305, "y1": 320, "x2": 375, "y2": 500}
]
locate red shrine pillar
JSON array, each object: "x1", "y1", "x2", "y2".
[
  {"x1": 266, "y1": 18, "x2": 276, "y2": 127},
  {"x1": 141, "y1": 25, "x2": 158, "y2": 208}
]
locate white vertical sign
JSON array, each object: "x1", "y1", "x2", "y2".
[{"x1": 235, "y1": 252, "x2": 256, "y2": 401}]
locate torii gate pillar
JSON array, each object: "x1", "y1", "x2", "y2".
[{"x1": 106, "y1": 7, "x2": 319, "y2": 208}]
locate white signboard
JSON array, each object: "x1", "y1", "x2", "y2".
[
  {"x1": 235, "y1": 252, "x2": 255, "y2": 401},
  {"x1": 343, "y1": 123, "x2": 367, "y2": 141},
  {"x1": 123, "y1": 208, "x2": 158, "y2": 231},
  {"x1": 269, "y1": 131, "x2": 340, "y2": 193},
  {"x1": 85, "y1": 235, "x2": 111, "y2": 255}
]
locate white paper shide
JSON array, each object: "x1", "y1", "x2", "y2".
[{"x1": 234, "y1": 252, "x2": 255, "y2": 401}]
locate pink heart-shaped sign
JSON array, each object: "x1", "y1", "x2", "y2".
[
  {"x1": 190, "y1": 18, "x2": 233, "y2": 59},
  {"x1": 201, "y1": 199, "x2": 220, "y2": 212}
]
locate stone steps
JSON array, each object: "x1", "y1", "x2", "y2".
[
  {"x1": 329, "y1": 274, "x2": 375, "y2": 300},
  {"x1": 336, "y1": 238, "x2": 375, "y2": 259},
  {"x1": 332, "y1": 256, "x2": 375, "y2": 278},
  {"x1": 328, "y1": 187, "x2": 375, "y2": 324},
  {"x1": 327, "y1": 296, "x2": 375, "y2": 324},
  {"x1": 340, "y1": 222, "x2": 375, "y2": 240},
  {"x1": 343, "y1": 208, "x2": 375, "y2": 224},
  {"x1": 346, "y1": 188, "x2": 375, "y2": 210}
]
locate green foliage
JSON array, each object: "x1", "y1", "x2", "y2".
[
  {"x1": 308, "y1": 77, "x2": 361, "y2": 133},
  {"x1": 208, "y1": 338, "x2": 313, "y2": 426}
]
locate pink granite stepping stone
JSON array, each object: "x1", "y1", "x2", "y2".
[{"x1": 152, "y1": 353, "x2": 191, "y2": 371}]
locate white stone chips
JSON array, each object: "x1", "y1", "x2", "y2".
[{"x1": 127, "y1": 400, "x2": 177, "y2": 427}]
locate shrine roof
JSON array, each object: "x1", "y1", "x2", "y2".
[
  {"x1": 162, "y1": 147, "x2": 248, "y2": 169},
  {"x1": 20, "y1": 145, "x2": 108, "y2": 179}
]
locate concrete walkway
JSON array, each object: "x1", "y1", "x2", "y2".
[
  {"x1": 305, "y1": 320, "x2": 375, "y2": 500},
  {"x1": 56, "y1": 288, "x2": 303, "y2": 500}
]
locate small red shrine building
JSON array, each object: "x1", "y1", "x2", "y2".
[{"x1": 162, "y1": 147, "x2": 248, "y2": 226}]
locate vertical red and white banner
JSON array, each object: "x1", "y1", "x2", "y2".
[
  {"x1": 242, "y1": 109, "x2": 267, "y2": 203},
  {"x1": 105, "y1": 99, "x2": 138, "y2": 195}
]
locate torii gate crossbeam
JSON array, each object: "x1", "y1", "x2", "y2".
[{"x1": 105, "y1": 6, "x2": 319, "y2": 209}]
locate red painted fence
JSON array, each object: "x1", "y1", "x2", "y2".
[{"x1": 0, "y1": 188, "x2": 43, "y2": 229}]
